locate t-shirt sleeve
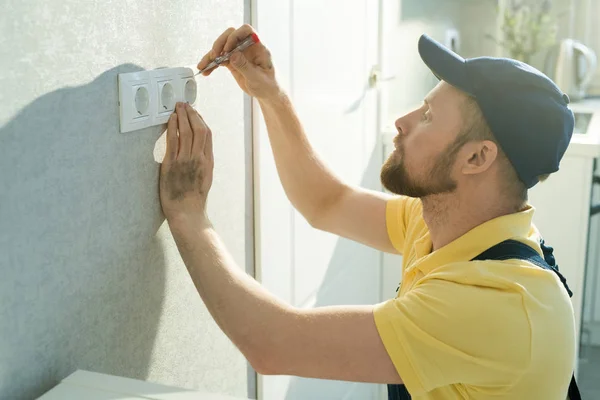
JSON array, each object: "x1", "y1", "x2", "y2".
[
  {"x1": 373, "y1": 278, "x2": 529, "y2": 395},
  {"x1": 386, "y1": 196, "x2": 421, "y2": 254}
]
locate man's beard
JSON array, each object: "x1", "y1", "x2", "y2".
[{"x1": 380, "y1": 137, "x2": 465, "y2": 198}]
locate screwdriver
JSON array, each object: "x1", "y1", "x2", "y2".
[{"x1": 196, "y1": 33, "x2": 260, "y2": 75}]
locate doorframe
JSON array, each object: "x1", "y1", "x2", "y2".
[
  {"x1": 250, "y1": 1, "x2": 295, "y2": 399},
  {"x1": 244, "y1": 3, "x2": 259, "y2": 400},
  {"x1": 249, "y1": 1, "x2": 387, "y2": 399}
]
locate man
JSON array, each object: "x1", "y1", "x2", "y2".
[{"x1": 160, "y1": 24, "x2": 576, "y2": 399}]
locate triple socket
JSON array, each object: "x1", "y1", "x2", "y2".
[{"x1": 118, "y1": 67, "x2": 197, "y2": 133}]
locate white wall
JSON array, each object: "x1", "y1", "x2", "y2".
[
  {"x1": 381, "y1": 0, "x2": 501, "y2": 127},
  {"x1": 381, "y1": 0, "x2": 575, "y2": 127},
  {"x1": 381, "y1": 0, "x2": 464, "y2": 126},
  {"x1": 0, "y1": 1, "x2": 253, "y2": 399},
  {"x1": 572, "y1": 0, "x2": 600, "y2": 95}
]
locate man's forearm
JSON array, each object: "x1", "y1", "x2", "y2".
[
  {"x1": 168, "y1": 215, "x2": 291, "y2": 369},
  {"x1": 258, "y1": 93, "x2": 346, "y2": 225}
]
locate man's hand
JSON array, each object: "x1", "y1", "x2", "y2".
[
  {"x1": 159, "y1": 102, "x2": 214, "y2": 223},
  {"x1": 157, "y1": 106, "x2": 401, "y2": 388},
  {"x1": 198, "y1": 25, "x2": 282, "y2": 100}
]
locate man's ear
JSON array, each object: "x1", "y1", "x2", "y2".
[{"x1": 461, "y1": 140, "x2": 498, "y2": 175}]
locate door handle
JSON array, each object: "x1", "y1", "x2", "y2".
[
  {"x1": 368, "y1": 66, "x2": 396, "y2": 89},
  {"x1": 346, "y1": 66, "x2": 396, "y2": 114}
]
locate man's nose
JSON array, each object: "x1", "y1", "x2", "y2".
[
  {"x1": 395, "y1": 116, "x2": 409, "y2": 136},
  {"x1": 395, "y1": 108, "x2": 422, "y2": 136}
]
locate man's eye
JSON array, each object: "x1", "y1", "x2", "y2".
[{"x1": 421, "y1": 110, "x2": 431, "y2": 121}]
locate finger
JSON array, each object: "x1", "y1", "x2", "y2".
[
  {"x1": 197, "y1": 27, "x2": 235, "y2": 73},
  {"x1": 176, "y1": 103, "x2": 193, "y2": 158},
  {"x1": 166, "y1": 113, "x2": 179, "y2": 161},
  {"x1": 202, "y1": 115, "x2": 213, "y2": 161},
  {"x1": 253, "y1": 50, "x2": 274, "y2": 70},
  {"x1": 204, "y1": 58, "x2": 227, "y2": 77},
  {"x1": 229, "y1": 51, "x2": 259, "y2": 80},
  {"x1": 193, "y1": 110, "x2": 214, "y2": 160},
  {"x1": 223, "y1": 24, "x2": 255, "y2": 53},
  {"x1": 212, "y1": 27, "x2": 236, "y2": 57},
  {"x1": 197, "y1": 50, "x2": 216, "y2": 76},
  {"x1": 186, "y1": 104, "x2": 206, "y2": 155}
]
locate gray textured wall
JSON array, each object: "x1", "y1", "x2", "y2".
[{"x1": 0, "y1": 1, "x2": 252, "y2": 399}]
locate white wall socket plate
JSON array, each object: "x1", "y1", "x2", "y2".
[{"x1": 118, "y1": 67, "x2": 197, "y2": 133}]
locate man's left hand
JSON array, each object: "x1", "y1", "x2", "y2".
[{"x1": 159, "y1": 102, "x2": 214, "y2": 223}]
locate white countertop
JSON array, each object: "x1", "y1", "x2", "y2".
[
  {"x1": 37, "y1": 370, "x2": 251, "y2": 400},
  {"x1": 569, "y1": 133, "x2": 600, "y2": 158}
]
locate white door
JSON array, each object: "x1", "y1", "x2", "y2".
[{"x1": 253, "y1": 1, "x2": 385, "y2": 399}]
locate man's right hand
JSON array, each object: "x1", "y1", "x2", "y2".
[
  {"x1": 199, "y1": 26, "x2": 397, "y2": 256},
  {"x1": 198, "y1": 25, "x2": 282, "y2": 100}
]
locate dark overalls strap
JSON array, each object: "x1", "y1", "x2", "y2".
[
  {"x1": 387, "y1": 239, "x2": 580, "y2": 400},
  {"x1": 472, "y1": 239, "x2": 573, "y2": 297}
]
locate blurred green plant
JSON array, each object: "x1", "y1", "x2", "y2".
[{"x1": 486, "y1": 0, "x2": 566, "y2": 63}]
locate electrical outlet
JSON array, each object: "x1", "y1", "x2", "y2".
[
  {"x1": 118, "y1": 67, "x2": 196, "y2": 133},
  {"x1": 118, "y1": 71, "x2": 153, "y2": 133},
  {"x1": 158, "y1": 80, "x2": 175, "y2": 113},
  {"x1": 184, "y1": 78, "x2": 197, "y2": 104},
  {"x1": 133, "y1": 85, "x2": 150, "y2": 117}
]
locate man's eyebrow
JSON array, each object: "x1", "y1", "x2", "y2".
[{"x1": 423, "y1": 98, "x2": 432, "y2": 109}]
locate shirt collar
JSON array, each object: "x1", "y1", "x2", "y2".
[{"x1": 407, "y1": 205, "x2": 537, "y2": 275}]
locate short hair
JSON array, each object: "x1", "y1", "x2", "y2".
[{"x1": 459, "y1": 96, "x2": 531, "y2": 204}]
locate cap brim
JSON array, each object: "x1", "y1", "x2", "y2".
[{"x1": 418, "y1": 34, "x2": 473, "y2": 96}]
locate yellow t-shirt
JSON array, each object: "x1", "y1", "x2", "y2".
[{"x1": 373, "y1": 196, "x2": 576, "y2": 400}]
